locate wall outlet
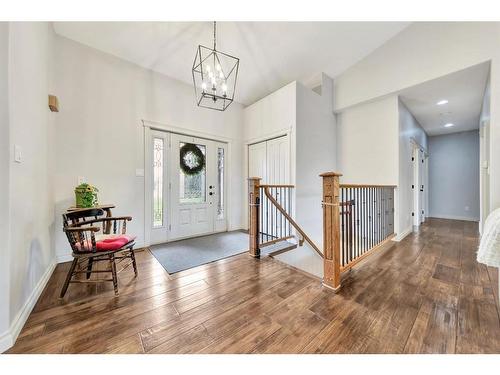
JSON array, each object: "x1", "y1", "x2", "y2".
[
  {"x1": 78, "y1": 176, "x2": 85, "y2": 185},
  {"x1": 135, "y1": 168, "x2": 145, "y2": 177},
  {"x1": 465, "y1": 206, "x2": 470, "y2": 212},
  {"x1": 14, "y1": 145, "x2": 22, "y2": 163}
]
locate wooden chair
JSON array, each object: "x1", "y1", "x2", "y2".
[{"x1": 60, "y1": 209, "x2": 138, "y2": 298}]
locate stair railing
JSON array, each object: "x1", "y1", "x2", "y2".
[
  {"x1": 320, "y1": 172, "x2": 396, "y2": 291},
  {"x1": 249, "y1": 175, "x2": 395, "y2": 292},
  {"x1": 248, "y1": 177, "x2": 323, "y2": 258}
]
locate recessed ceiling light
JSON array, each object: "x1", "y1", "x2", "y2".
[
  {"x1": 444, "y1": 123, "x2": 454, "y2": 128},
  {"x1": 437, "y1": 100, "x2": 448, "y2": 105}
]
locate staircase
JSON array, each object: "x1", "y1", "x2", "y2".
[{"x1": 248, "y1": 173, "x2": 396, "y2": 290}]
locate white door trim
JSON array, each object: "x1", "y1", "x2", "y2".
[{"x1": 142, "y1": 119, "x2": 233, "y2": 143}]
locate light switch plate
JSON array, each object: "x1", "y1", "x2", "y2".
[
  {"x1": 14, "y1": 145, "x2": 22, "y2": 163},
  {"x1": 135, "y1": 169, "x2": 145, "y2": 177}
]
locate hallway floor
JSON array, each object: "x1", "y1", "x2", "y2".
[{"x1": 7, "y1": 218, "x2": 500, "y2": 353}]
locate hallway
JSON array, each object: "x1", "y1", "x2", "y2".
[{"x1": 7, "y1": 218, "x2": 500, "y2": 354}]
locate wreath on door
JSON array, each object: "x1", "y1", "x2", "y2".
[{"x1": 180, "y1": 143, "x2": 206, "y2": 176}]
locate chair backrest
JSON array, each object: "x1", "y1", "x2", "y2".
[{"x1": 63, "y1": 208, "x2": 105, "y2": 228}]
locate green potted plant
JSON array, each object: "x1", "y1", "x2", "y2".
[{"x1": 75, "y1": 183, "x2": 99, "y2": 208}]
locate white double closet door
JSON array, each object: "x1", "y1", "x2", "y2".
[
  {"x1": 150, "y1": 130, "x2": 227, "y2": 245},
  {"x1": 248, "y1": 135, "x2": 291, "y2": 240},
  {"x1": 248, "y1": 135, "x2": 290, "y2": 184}
]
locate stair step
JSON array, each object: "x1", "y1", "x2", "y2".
[{"x1": 260, "y1": 240, "x2": 297, "y2": 257}]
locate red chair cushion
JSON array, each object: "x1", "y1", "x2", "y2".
[
  {"x1": 75, "y1": 235, "x2": 136, "y2": 252},
  {"x1": 96, "y1": 235, "x2": 136, "y2": 251}
]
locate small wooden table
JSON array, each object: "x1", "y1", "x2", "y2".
[
  {"x1": 66, "y1": 204, "x2": 115, "y2": 217},
  {"x1": 66, "y1": 204, "x2": 116, "y2": 233}
]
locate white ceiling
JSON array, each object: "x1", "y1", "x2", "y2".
[
  {"x1": 53, "y1": 22, "x2": 409, "y2": 106},
  {"x1": 400, "y1": 62, "x2": 490, "y2": 136}
]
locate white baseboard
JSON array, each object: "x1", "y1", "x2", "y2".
[
  {"x1": 393, "y1": 226, "x2": 413, "y2": 242},
  {"x1": 428, "y1": 214, "x2": 479, "y2": 222},
  {"x1": 0, "y1": 260, "x2": 56, "y2": 353}
]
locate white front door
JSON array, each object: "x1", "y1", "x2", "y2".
[{"x1": 148, "y1": 130, "x2": 227, "y2": 244}]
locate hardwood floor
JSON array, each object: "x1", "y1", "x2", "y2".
[{"x1": 7, "y1": 218, "x2": 500, "y2": 354}]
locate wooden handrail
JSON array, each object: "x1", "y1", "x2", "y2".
[
  {"x1": 262, "y1": 186, "x2": 324, "y2": 258},
  {"x1": 340, "y1": 184, "x2": 397, "y2": 188},
  {"x1": 259, "y1": 184, "x2": 295, "y2": 188}
]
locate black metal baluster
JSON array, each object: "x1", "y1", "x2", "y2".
[
  {"x1": 382, "y1": 188, "x2": 385, "y2": 239},
  {"x1": 367, "y1": 188, "x2": 373, "y2": 250},
  {"x1": 378, "y1": 187, "x2": 381, "y2": 244},
  {"x1": 355, "y1": 188, "x2": 359, "y2": 259},
  {"x1": 372, "y1": 187, "x2": 375, "y2": 248},
  {"x1": 366, "y1": 187, "x2": 369, "y2": 251},
  {"x1": 377, "y1": 188, "x2": 382, "y2": 242},
  {"x1": 367, "y1": 187, "x2": 370, "y2": 251},
  {"x1": 340, "y1": 188, "x2": 344, "y2": 267},
  {"x1": 266, "y1": 187, "x2": 269, "y2": 242},
  {"x1": 346, "y1": 188, "x2": 349, "y2": 264},
  {"x1": 375, "y1": 187, "x2": 378, "y2": 245},
  {"x1": 260, "y1": 188, "x2": 264, "y2": 243},
  {"x1": 350, "y1": 189, "x2": 354, "y2": 263}
]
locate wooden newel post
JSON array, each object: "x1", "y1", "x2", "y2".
[
  {"x1": 248, "y1": 177, "x2": 261, "y2": 258},
  {"x1": 320, "y1": 172, "x2": 342, "y2": 291}
]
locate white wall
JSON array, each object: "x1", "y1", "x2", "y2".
[
  {"x1": 53, "y1": 35, "x2": 245, "y2": 261},
  {"x1": 243, "y1": 81, "x2": 296, "y2": 143},
  {"x1": 336, "y1": 95, "x2": 399, "y2": 185},
  {"x1": 398, "y1": 99, "x2": 428, "y2": 236},
  {"x1": 428, "y1": 130, "x2": 480, "y2": 221},
  {"x1": 9, "y1": 22, "x2": 55, "y2": 323},
  {"x1": 333, "y1": 22, "x2": 500, "y2": 216},
  {"x1": 0, "y1": 22, "x2": 11, "y2": 349},
  {"x1": 0, "y1": 22, "x2": 56, "y2": 353},
  {"x1": 295, "y1": 76, "x2": 336, "y2": 246}
]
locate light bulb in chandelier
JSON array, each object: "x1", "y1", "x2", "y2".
[
  {"x1": 216, "y1": 64, "x2": 221, "y2": 71},
  {"x1": 201, "y1": 82, "x2": 207, "y2": 92}
]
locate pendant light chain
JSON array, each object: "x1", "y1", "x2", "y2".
[{"x1": 213, "y1": 21, "x2": 217, "y2": 51}]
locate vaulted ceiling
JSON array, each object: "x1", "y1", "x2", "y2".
[{"x1": 53, "y1": 22, "x2": 410, "y2": 106}]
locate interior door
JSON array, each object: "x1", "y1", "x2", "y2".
[
  {"x1": 266, "y1": 136, "x2": 290, "y2": 184},
  {"x1": 419, "y1": 149, "x2": 425, "y2": 224},
  {"x1": 248, "y1": 135, "x2": 290, "y2": 240},
  {"x1": 413, "y1": 146, "x2": 425, "y2": 227},
  {"x1": 248, "y1": 141, "x2": 267, "y2": 183},
  {"x1": 248, "y1": 135, "x2": 289, "y2": 184}
]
